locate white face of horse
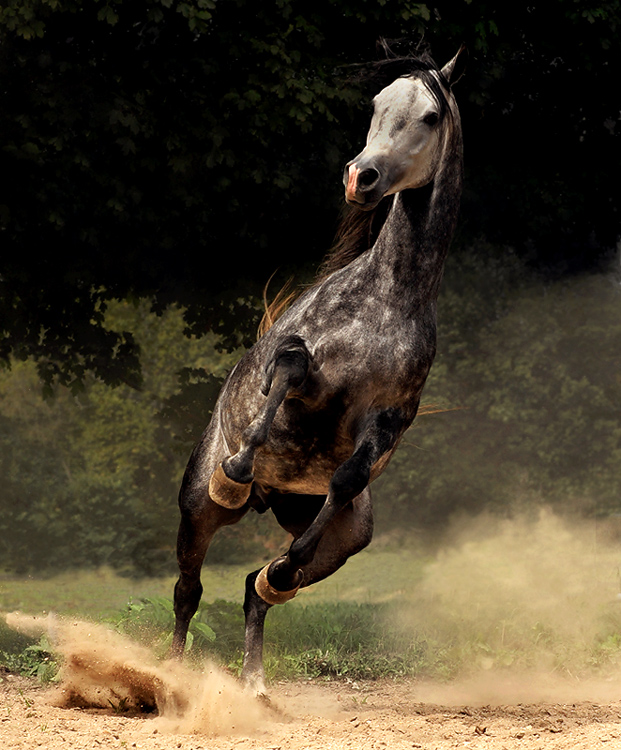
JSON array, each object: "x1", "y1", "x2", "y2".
[{"x1": 344, "y1": 50, "x2": 465, "y2": 211}]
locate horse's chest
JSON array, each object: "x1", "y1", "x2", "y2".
[
  {"x1": 228, "y1": 306, "x2": 435, "y2": 494},
  {"x1": 313, "y1": 322, "x2": 433, "y2": 409}
]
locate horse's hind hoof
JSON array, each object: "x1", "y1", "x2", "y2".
[
  {"x1": 208, "y1": 463, "x2": 252, "y2": 509},
  {"x1": 255, "y1": 560, "x2": 303, "y2": 605}
]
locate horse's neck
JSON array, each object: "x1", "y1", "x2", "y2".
[{"x1": 371, "y1": 130, "x2": 463, "y2": 310}]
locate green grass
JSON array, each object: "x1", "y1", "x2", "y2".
[
  {"x1": 0, "y1": 547, "x2": 427, "y2": 617},
  {"x1": 0, "y1": 548, "x2": 428, "y2": 682},
  {"x1": 0, "y1": 564, "x2": 241, "y2": 618},
  {"x1": 4, "y1": 543, "x2": 621, "y2": 686},
  {"x1": 263, "y1": 600, "x2": 430, "y2": 681}
]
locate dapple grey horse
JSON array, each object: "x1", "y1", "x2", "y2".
[{"x1": 171, "y1": 46, "x2": 467, "y2": 696}]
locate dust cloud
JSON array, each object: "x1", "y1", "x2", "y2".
[
  {"x1": 396, "y1": 508, "x2": 621, "y2": 704},
  {"x1": 6, "y1": 508, "x2": 621, "y2": 718},
  {"x1": 4, "y1": 612, "x2": 264, "y2": 736}
]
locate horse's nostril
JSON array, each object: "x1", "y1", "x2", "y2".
[{"x1": 358, "y1": 168, "x2": 380, "y2": 189}]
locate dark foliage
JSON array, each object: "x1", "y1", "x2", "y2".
[{"x1": 1, "y1": 1, "x2": 618, "y2": 389}]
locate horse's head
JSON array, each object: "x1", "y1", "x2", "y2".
[{"x1": 344, "y1": 47, "x2": 466, "y2": 211}]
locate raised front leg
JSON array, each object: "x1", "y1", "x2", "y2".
[
  {"x1": 209, "y1": 336, "x2": 310, "y2": 509},
  {"x1": 255, "y1": 408, "x2": 406, "y2": 601}
]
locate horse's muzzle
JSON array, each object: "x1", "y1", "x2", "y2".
[{"x1": 343, "y1": 161, "x2": 385, "y2": 210}]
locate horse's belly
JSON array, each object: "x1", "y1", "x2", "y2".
[
  {"x1": 253, "y1": 445, "x2": 345, "y2": 495},
  {"x1": 255, "y1": 462, "x2": 332, "y2": 495}
]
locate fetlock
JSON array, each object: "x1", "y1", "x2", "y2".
[{"x1": 254, "y1": 557, "x2": 303, "y2": 605}]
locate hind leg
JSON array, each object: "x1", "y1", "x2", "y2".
[
  {"x1": 241, "y1": 489, "x2": 373, "y2": 695},
  {"x1": 171, "y1": 490, "x2": 248, "y2": 659}
]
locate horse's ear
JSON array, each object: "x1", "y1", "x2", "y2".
[{"x1": 441, "y1": 45, "x2": 468, "y2": 87}]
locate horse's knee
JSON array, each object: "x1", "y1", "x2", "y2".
[
  {"x1": 262, "y1": 335, "x2": 310, "y2": 395},
  {"x1": 274, "y1": 348, "x2": 308, "y2": 389},
  {"x1": 208, "y1": 461, "x2": 252, "y2": 508}
]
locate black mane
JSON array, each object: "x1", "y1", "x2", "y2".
[{"x1": 356, "y1": 41, "x2": 451, "y2": 123}]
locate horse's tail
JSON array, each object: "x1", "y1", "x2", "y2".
[
  {"x1": 257, "y1": 275, "x2": 298, "y2": 338},
  {"x1": 418, "y1": 403, "x2": 464, "y2": 417}
]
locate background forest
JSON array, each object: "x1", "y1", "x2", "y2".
[{"x1": 0, "y1": 0, "x2": 619, "y2": 575}]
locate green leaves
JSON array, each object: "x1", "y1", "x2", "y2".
[
  {"x1": 176, "y1": 0, "x2": 215, "y2": 32},
  {"x1": 0, "y1": 637, "x2": 59, "y2": 682},
  {"x1": 0, "y1": 1, "x2": 46, "y2": 39},
  {"x1": 97, "y1": 4, "x2": 119, "y2": 25},
  {"x1": 114, "y1": 596, "x2": 217, "y2": 660},
  {"x1": 0, "y1": 301, "x2": 241, "y2": 574},
  {"x1": 192, "y1": 621, "x2": 217, "y2": 643}
]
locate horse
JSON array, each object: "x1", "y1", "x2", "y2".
[{"x1": 171, "y1": 46, "x2": 467, "y2": 696}]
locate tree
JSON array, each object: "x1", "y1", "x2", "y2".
[
  {"x1": 0, "y1": 301, "x2": 242, "y2": 573},
  {"x1": 0, "y1": 0, "x2": 431, "y2": 390},
  {"x1": 1, "y1": 0, "x2": 619, "y2": 390},
  {"x1": 1, "y1": 2, "x2": 619, "y2": 573}
]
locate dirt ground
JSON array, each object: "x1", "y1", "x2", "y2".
[
  {"x1": 4, "y1": 609, "x2": 621, "y2": 749},
  {"x1": 3, "y1": 670, "x2": 621, "y2": 750}
]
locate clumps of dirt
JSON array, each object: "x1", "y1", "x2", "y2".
[{"x1": 4, "y1": 612, "x2": 264, "y2": 736}]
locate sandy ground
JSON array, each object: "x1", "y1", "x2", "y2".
[
  {"x1": 5, "y1": 511, "x2": 621, "y2": 750},
  {"x1": 3, "y1": 669, "x2": 621, "y2": 750}
]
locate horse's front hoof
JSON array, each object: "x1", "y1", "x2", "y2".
[
  {"x1": 254, "y1": 559, "x2": 303, "y2": 605},
  {"x1": 208, "y1": 462, "x2": 252, "y2": 509}
]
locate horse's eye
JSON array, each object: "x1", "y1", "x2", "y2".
[{"x1": 423, "y1": 112, "x2": 439, "y2": 127}]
